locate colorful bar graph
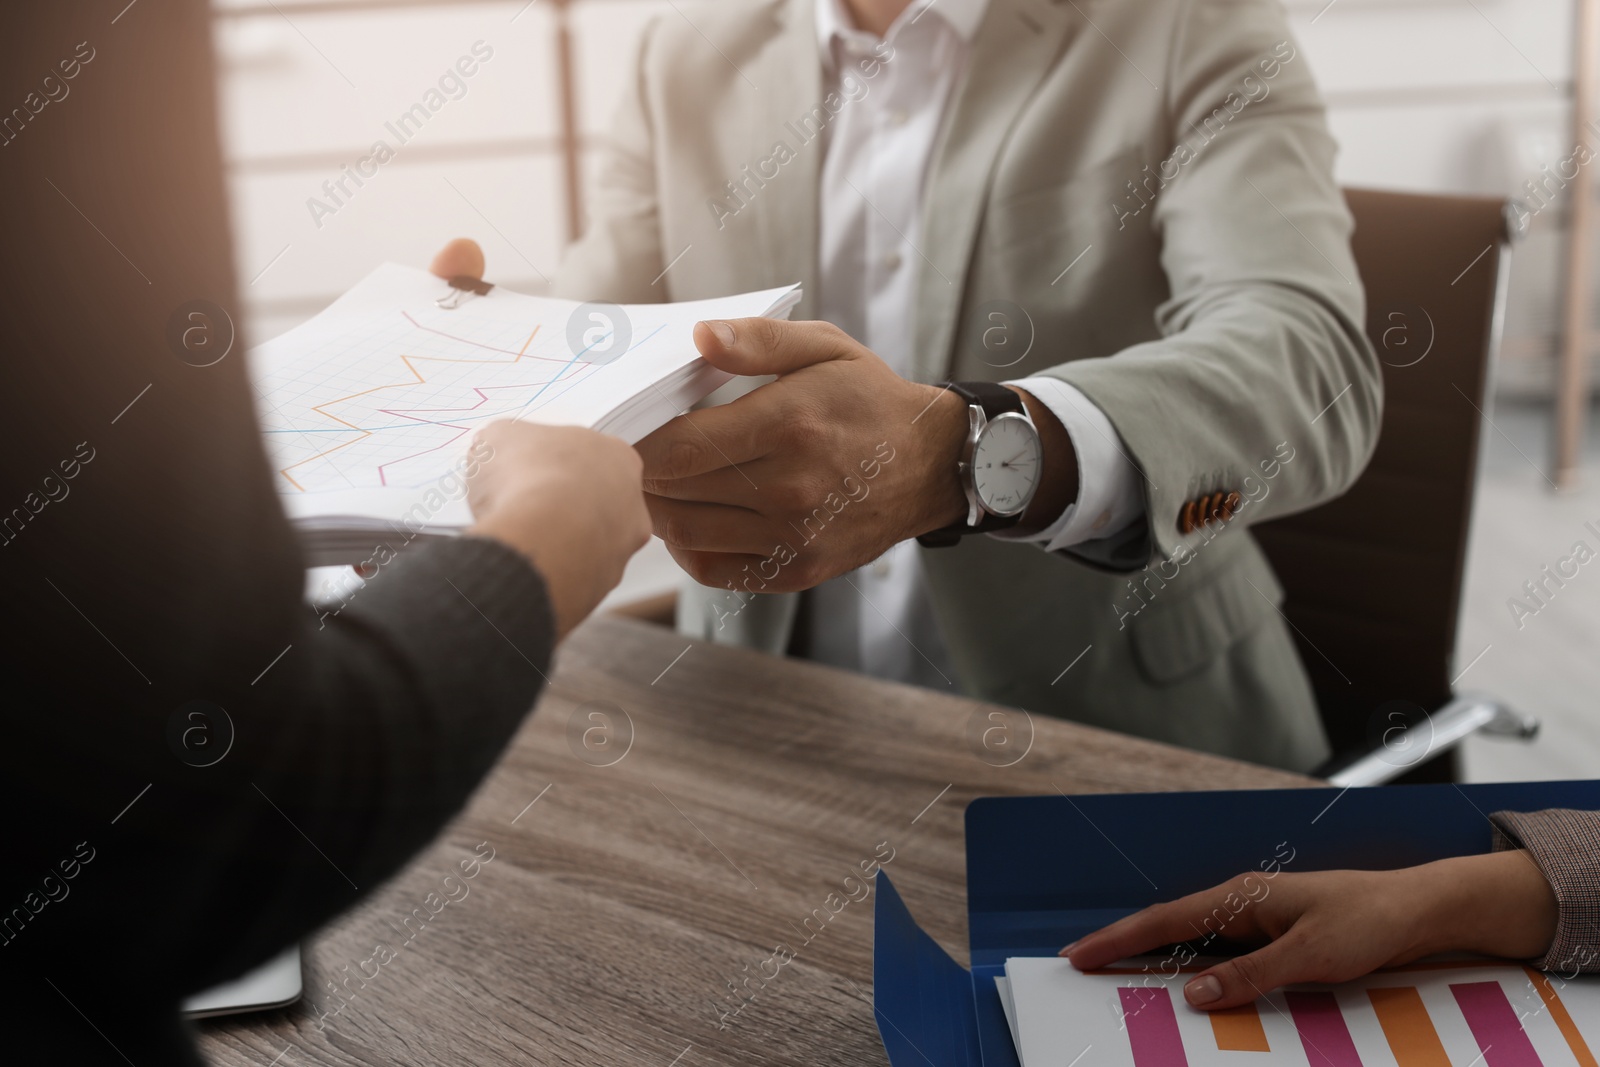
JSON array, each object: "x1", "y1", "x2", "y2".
[
  {"x1": 1526, "y1": 968, "x2": 1600, "y2": 1067},
  {"x1": 1119, "y1": 987, "x2": 1190, "y2": 1067},
  {"x1": 1097, "y1": 965, "x2": 1595, "y2": 1067},
  {"x1": 1286, "y1": 991, "x2": 1364, "y2": 1067},
  {"x1": 1451, "y1": 981, "x2": 1545, "y2": 1067},
  {"x1": 1211, "y1": 1001, "x2": 1271, "y2": 1052},
  {"x1": 1368, "y1": 987, "x2": 1451, "y2": 1067}
]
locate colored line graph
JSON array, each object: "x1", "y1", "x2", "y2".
[
  {"x1": 398, "y1": 311, "x2": 566, "y2": 362},
  {"x1": 276, "y1": 318, "x2": 558, "y2": 490},
  {"x1": 271, "y1": 308, "x2": 669, "y2": 491},
  {"x1": 254, "y1": 264, "x2": 800, "y2": 504}
]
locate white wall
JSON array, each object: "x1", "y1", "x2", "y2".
[
  {"x1": 214, "y1": 0, "x2": 684, "y2": 609},
  {"x1": 1288, "y1": 0, "x2": 1581, "y2": 394}
]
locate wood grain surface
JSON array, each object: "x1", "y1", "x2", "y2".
[{"x1": 196, "y1": 615, "x2": 1317, "y2": 1067}]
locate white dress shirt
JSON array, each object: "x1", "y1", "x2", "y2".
[{"x1": 803, "y1": 0, "x2": 1143, "y2": 687}]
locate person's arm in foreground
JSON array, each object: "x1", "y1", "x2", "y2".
[
  {"x1": 1063, "y1": 809, "x2": 1600, "y2": 1010},
  {"x1": 0, "y1": 6, "x2": 648, "y2": 1062}
]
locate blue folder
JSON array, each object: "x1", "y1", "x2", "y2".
[{"x1": 872, "y1": 779, "x2": 1600, "y2": 1067}]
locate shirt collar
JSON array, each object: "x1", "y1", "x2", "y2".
[{"x1": 815, "y1": 0, "x2": 989, "y2": 68}]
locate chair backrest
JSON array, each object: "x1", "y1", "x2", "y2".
[{"x1": 1251, "y1": 188, "x2": 1517, "y2": 759}]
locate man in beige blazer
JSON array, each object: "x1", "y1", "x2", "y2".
[{"x1": 440, "y1": 0, "x2": 1379, "y2": 771}]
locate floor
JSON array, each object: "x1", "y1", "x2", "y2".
[{"x1": 1457, "y1": 399, "x2": 1600, "y2": 782}]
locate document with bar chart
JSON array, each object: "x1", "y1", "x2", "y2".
[
  {"x1": 250, "y1": 263, "x2": 800, "y2": 564},
  {"x1": 1000, "y1": 957, "x2": 1599, "y2": 1067}
]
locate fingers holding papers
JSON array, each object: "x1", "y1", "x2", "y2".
[
  {"x1": 635, "y1": 393, "x2": 776, "y2": 482},
  {"x1": 430, "y1": 237, "x2": 486, "y2": 281},
  {"x1": 637, "y1": 319, "x2": 968, "y2": 593},
  {"x1": 644, "y1": 496, "x2": 773, "y2": 557},
  {"x1": 466, "y1": 421, "x2": 651, "y2": 640},
  {"x1": 691, "y1": 317, "x2": 861, "y2": 377}
]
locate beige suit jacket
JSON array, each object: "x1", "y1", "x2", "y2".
[{"x1": 553, "y1": 0, "x2": 1382, "y2": 772}]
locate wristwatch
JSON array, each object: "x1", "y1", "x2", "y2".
[{"x1": 917, "y1": 381, "x2": 1043, "y2": 548}]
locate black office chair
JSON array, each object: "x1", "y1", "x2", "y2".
[{"x1": 1253, "y1": 188, "x2": 1540, "y2": 786}]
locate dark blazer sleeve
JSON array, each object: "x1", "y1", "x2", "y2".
[
  {"x1": 1491, "y1": 809, "x2": 1600, "y2": 975},
  {"x1": 0, "y1": 4, "x2": 559, "y2": 1063}
]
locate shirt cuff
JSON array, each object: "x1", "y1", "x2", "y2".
[{"x1": 994, "y1": 376, "x2": 1145, "y2": 553}]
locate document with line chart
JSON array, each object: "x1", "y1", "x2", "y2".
[
  {"x1": 998, "y1": 956, "x2": 1600, "y2": 1067},
  {"x1": 250, "y1": 263, "x2": 801, "y2": 564}
]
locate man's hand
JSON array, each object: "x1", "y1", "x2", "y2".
[
  {"x1": 636, "y1": 318, "x2": 971, "y2": 592},
  {"x1": 428, "y1": 239, "x2": 649, "y2": 637},
  {"x1": 467, "y1": 421, "x2": 652, "y2": 640},
  {"x1": 1064, "y1": 851, "x2": 1559, "y2": 1011},
  {"x1": 426, "y1": 242, "x2": 1076, "y2": 596}
]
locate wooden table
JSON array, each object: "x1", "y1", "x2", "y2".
[{"x1": 198, "y1": 616, "x2": 1315, "y2": 1066}]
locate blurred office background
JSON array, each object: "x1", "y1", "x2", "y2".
[{"x1": 213, "y1": 0, "x2": 1600, "y2": 781}]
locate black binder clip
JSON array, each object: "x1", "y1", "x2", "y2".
[{"x1": 436, "y1": 275, "x2": 494, "y2": 310}]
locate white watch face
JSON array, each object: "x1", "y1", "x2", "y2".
[{"x1": 971, "y1": 412, "x2": 1041, "y2": 517}]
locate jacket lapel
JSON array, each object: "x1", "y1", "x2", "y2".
[
  {"x1": 910, "y1": 0, "x2": 1079, "y2": 382},
  {"x1": 746, "y1": 0, "x2": 824, "y2": 319}
]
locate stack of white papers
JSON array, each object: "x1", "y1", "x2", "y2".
[
  {"x1": 250, "y1": 264, "x2": 801, "y2": 565},
  {"x1": 997, "y1": 955, "x2": 1600, "y2": 1066}
]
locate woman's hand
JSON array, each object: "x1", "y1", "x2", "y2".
[
  {"x1": 466, "y1": 421, "x2": 651, "y2": 640},
  {"x1": 423, "y1": 241, "x2": 651, "y2": 637},
  {"x1": 1063, "y1": 851, "x2": 1559, "y2": 1011}
]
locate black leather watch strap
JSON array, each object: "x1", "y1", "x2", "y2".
[
  {"x1": 916, "y1": 524, "x2": 971, "y2": 548},
  {"x1": 946, "y1": 380, "x2": 1024, "y2": 421},
  {"x1": 916, "y1": 381, "x2": 1030, "y2": 548}
]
